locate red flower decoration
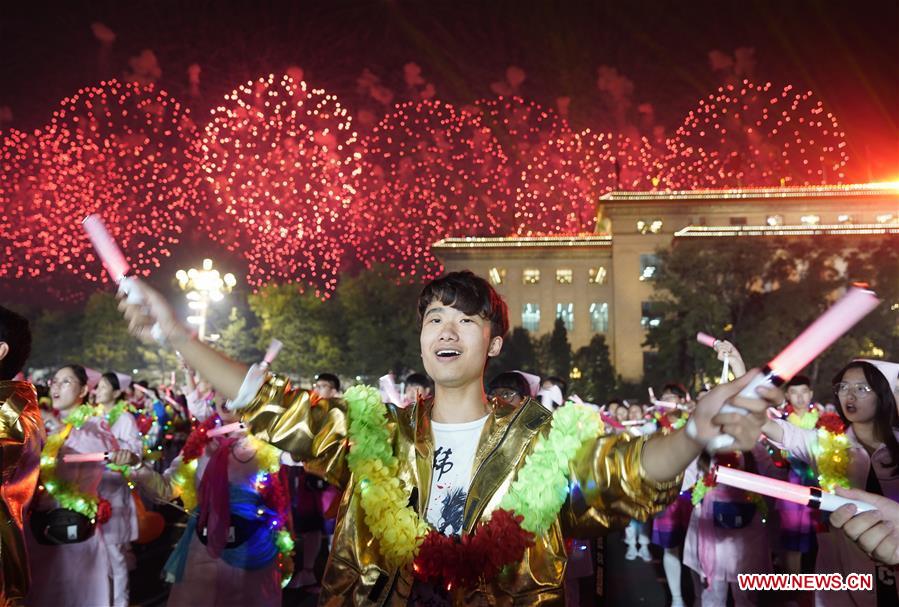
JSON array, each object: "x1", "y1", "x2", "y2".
[
  {"x1": 816, "y1": 412, "x2": 845, "y2": 435},
  {"x1": 412, "y1": 508, "x2": 535, "y2": 591},
  {"x1": 96, "y1": 498, "x2": 112, "y2": 524},
  {"x1": 181, "y1": 417, "x2": 219, "y2": 462}
]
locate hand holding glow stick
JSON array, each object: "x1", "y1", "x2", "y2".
[
  {"x1": 714, "y1": 465, "x2": 875, "y2": 513},
  {"x1": 63, "y1": 452, "x2": 108, "y2": 463},
  {"x1": 648, "y1": 387, "x2": 688, "y2": 411},
  {"x1": 720, "y1": 353, "x2": 730, "y2": 383},
  {"x1": 697, "y1": 332, "x2": 719, "y2": 348},
  {"x1": 261, "y1": 339, "x2": 283, "y2": 369},
  {"x1": 82, "y1": 215, "x2": 165, "y2": 342},
  {"x1": 708, "y1": 286, "x2": 880, "y2": 451},
  {"x1": 207, "y1": 422, "x2": 245, "y2": 437}
]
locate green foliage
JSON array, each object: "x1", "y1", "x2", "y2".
[
  {"x1": 79, "y1": 293, "x2": 146, "y2": 372},
  {"x1": 545, "y1": 317, "x2": 572, "y2": 379},
  {"x1": 570, "y1": 334, "x2": 617, "y2": 403},
  {"x1": 645, "y1": 236, "x2": 899, "y2": 396},
  {"x1": 216, "y1": 306, "x2": 263, "y2": 363},
  {"x1": 490, "y1": 327, "x2": 538, "y2": 375}
]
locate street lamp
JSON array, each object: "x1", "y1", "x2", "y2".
[{"x1": 175, "y1": 258, "x2": 237, "y2": 342}]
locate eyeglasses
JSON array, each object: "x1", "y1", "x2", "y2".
[
  {"x1": 833, "y1": 382, "x2": 874, "y2": 398},
  {"x1": 48, "y1": 378, "x2": 77, "y2": 389},
  {"x1": 490, "y1": 389, "x2": 521, "y2": 402}
]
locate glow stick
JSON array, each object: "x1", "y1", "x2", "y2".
[
  {"x1": 720, "y1": 353, "x2": 730, "y2": 383},
  {"x1": 696, "y1": 332, "x2": 719, "y2": 348},
  {"x1": 738, "y1": 287, "x2": 880, "y2": 399},
  {"x1": 648, "y1": 387, "x2": 688, "y2": 411},
  {"x1": 207, "y1": 422, "x2": 245, "y2": 437},
  {"x1": 82, "y1": 214, "x2": 164, "y2": 342},
  {"x1": 261, "y1": 339, "x2": 283, "y2": 369},
  {"x1": 63, "y1": 452, "x2": 108, "y2": 463},
  {"x1": 379, "y1": 374, "x2": 403, "y2": 407},
  {"x1": 715, "y1": 465, "x2": 875, "y2": 513},
  {"x1": 709, "y1": 287, "x2": 881, "y2": 451},
  {"x1": 83, "y1": 215, "x2": 130, "y2": 282},
  {"x1": 621, "y1": 420, "x2": 644, "y2": 426}
]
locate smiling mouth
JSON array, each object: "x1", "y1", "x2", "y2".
[{"x1": 435, "y1": 349, "x2": 462, "y2": 360}]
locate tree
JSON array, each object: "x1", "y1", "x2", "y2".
[
  {"x1": 490, "y1": 327, "x2": 538, "y2": 376},
  {"x1": 544, "y1": 317, "x2": 572, "y2": 380},
  {"x1": 217, "y1": 306, "x2": 263, "y2": 364},
  {"x1": 570, "y1": 334, "x2": 617, "y2": 403},
  {"x1": 338, "y1": 268, "x2": 423, "y2": 379},
  {"x1": 645, "y1": 236, "x2": 899, "y2": 395},
  {"x1": 80, "y1": 292, "x2": 146, "y2": 372},
  {"x1": 28, "y1": 308, "x2": 84, "y2": 371}
]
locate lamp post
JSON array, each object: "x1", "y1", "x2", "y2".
[{"x1": 175, "y1": 259, "x2": 237, "y2": 342}]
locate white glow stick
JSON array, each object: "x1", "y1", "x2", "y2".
[
  {"x1": 207, "y1": 422, "x2": 245, "y2": 437},
  {"x1": 709, "y1": 287, "x2": 881, "y2": 451},
  {"x1": 621, "y1": 420, "x2": 644, "y2": 426},
  {"x1": 63, "y1": 452, "x2": 108, "y2": 463},
  {"x1": 715, "y1": 465, "x2": 875, "y2": 513},
  {"x1": 82, "y1": 214, "x2": 164, "y2": 342},
  {"x1": 648, "y1": 387, "x2": 688, "y2": 411},
  {"x1": 379, "y1": 374, "x2": 403, "y2": 407},
  {"x1": 261, "y1": 339, "x2": 283, "y2": 369},
  {"x1": 720, "y1": 353, "x2": 730, "y2": 383}
]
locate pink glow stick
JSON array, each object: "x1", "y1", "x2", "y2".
[
  {"x1": 207, "y1": 422, "x2": 245, "y2": 437},
  {"x1": 621, "y1": 420, "x2": 644, "y2": 426},
  {"x1": 738, "y1": 287, "x2": 881, "y2": 398},
  {"x1": 63, "y1": 452, "x2": 108, "y2": 463},
  {"x1": 261, "y1": 339, "x2": 283, "y2": 368},
  {"x1": 715, "y1": 465, "x2": 875, "y2": 513},
  {"x1": 82, "y1": 215, "x2": 130, "y2": 282},
  {"x1": 696, "y1": 332, "x2": 719, "y2": 348}
]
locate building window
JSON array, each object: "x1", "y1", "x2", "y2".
[
  {"x1": 522, "y1": 268, "x2": 541, "y2": 285},
  {"x1": 641, "y1": 301, "x2": 663, "y2": 328},
  {"x1": 801, "y1": 215, "x2": 820, "y2": 226},
  {"x1": 522, "y1": 303, "x2": 540, "y2": 332},
  {"x1": 639, "y1": 254, "x2": 659, "y2": 281},
  {"x1": 488, "y1": 267, "x2": 506, "y2": 285},
  {"x1": 588, "y1": 266, "x2": 607, "y2": 285},
  {"x1": 766, "y1": 215, "x2": 783, "y2": 226},
  {"x1": 556, "y1": 268, "x2": 573, "y2": 284},
  {"x1": 590, "y1": 302, "x2": 609, "y2": 333},
  {"x1": 636, "y1": 218, "x2": 663, "y2": 234},
  {"x1": 556, "y1": 303, "x2": 574, "y2": 331},
  {"x1": 729, "y1": 217, "x2": 747, "y2": 226},
  {"x1": 876, "y1": 213, "x2": 896, "y2": 224},
  {"x1": 838, "y1": 214, "x2": 853, "y2": 223}
]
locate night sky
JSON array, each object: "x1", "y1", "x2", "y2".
[{"x1": 2, "y1": 0, "x2": 897, "y2": 180}]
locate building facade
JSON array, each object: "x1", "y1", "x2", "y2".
[{"x1": 432, "y1": 183, "x2": 899, "y2": 381}]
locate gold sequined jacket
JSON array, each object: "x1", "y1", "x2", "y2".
[
  {"x1": 0, "y1": 381, "x2": 44, "y2": 606},
  {"x1": 242, "y1": 373, "x2": 681, "y2": 606}
]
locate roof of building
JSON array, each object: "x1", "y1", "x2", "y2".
[
  {"x1": 432, "y1": 235, "x2": 612, "y2": 249},
  {"x1": 674, "y1": 223, "x2": 899, "y2": 238},
  {"x1": 601, "y1": 182, "x2": 899, "y2": 203}
]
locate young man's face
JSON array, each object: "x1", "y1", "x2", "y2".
[
  {"x1": 420, "y1": 301, "x2": 502, "y2": 390},
  {"x1": 314, "y1": 379, "x2": 338, "y2": 400},
  {"x1": 786, "y1": 384, "x2": 813, "y2": 410}
]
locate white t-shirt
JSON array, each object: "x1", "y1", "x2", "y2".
[{"x1": 424, "y1": 415, "x2": 488, "y2": 536}]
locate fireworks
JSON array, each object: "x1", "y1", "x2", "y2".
[
  {"x1": 195, "y1": 74, "x2": 359, "y2": 296},
  {"x1": 665, "y1": 80, "x2": 849, "y2": 188},
  {"x1": 0, "y1": 75, "x2": 853, "y2": 298},
  {"x1": 353, "y1": 99, "x2": 509, "y2": 280}
]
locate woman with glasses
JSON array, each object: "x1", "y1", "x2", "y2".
[
  {"x1": 761, "y1": 360, "x2": 899, "y2": 607},
  {"x1": 26, "y1": 365, "x2": 135, "y2": 607},
  {"x1": 94, "y1": 372, "x2": 142, "y2": 607}
]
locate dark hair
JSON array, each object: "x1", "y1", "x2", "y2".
[
  {"x1": 316, "y1": 372, "x2": 340, "y2": 392},
  {"x1": 418, "y1": 271, "x2": 509, "y2": 339},
  {"x1": 57, "y1": 364, "x2": 89, "y2": 396},
  {"x1": 661, "y1": 383, "x2": 688, "y2": 400},
  {"x1": 404, "y1": 373, "x2": 433, "y2": 391},
  {"x1": 487, "y1": 371, "x2": 531, "y2": 399},
  {"x1": 101, "y1": 372, "x2": 121, "y2": 392},
  {"x1": 0, "y1": 306, "x2": 32, "y2": 380},
  {"x1": 605, "y1": 398, "x2": 624, "y2": 407},
  {"x1": 785, "y1": 375, "x2": 812, "y2": 389},
  {"x1": 832, "y1": 361, "x2": 899, "y2": 475},
  {"x1": 544, "y1": 376, "x2": 568, "y2": 398}
]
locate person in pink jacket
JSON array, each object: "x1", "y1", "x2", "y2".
[{"x1": 762, "y1": 360, "x2": 899, "y2": 607}]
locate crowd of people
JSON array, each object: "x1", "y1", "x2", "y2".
[{"x1": 1, "y1": 269, "x2": 897, "y2": 607}]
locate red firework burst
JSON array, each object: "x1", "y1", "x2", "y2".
[
  {"x1": 665, "y1": 80, "x2": 849, "y2": 188},
  {"x1": 195, "y1": 74, "x2": 359, "y2": 296},
  {"x1": 353, "y1": 99, "x2": 509, "y2": 280},
  {"x1": 34, "y1": 80, "x2": 198, "y2": 294}
]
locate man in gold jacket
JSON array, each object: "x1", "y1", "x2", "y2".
[
  {"x1": 121, "y1": 271, "x2": 777, "y2": 605},
  {"x1": 0, "y1": 307, "x2": 44, "y2": 606}
]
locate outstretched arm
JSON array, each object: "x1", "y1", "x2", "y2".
[{"x1": 119, "y1": 279, "x2": 247, "y2": 399}]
